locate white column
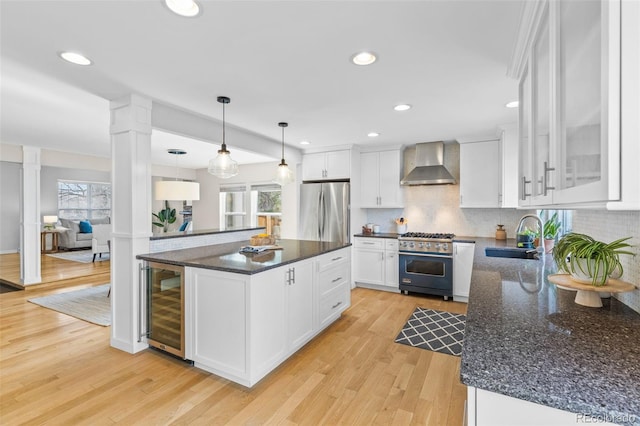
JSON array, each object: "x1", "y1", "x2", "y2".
[
  {"x1": 20, "y1": 146, "x2": 42, "y2": 284},
  {"x1": 109, "y1": 94, "x2": 153, "y2": 354}
]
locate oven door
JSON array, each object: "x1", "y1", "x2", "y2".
[{"x1": 399, "y1": 252, "x2": 453, "y2": 297}]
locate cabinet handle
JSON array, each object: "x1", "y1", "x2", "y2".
[
  {"x1": 331, "y1": 256, "x2": 343, "y2": 261},
  {"x1": 291, "y1": 267, "x2": 296, "y2": 284},
  {"x1": 543, "y1": 161, "x2": 555, "y2": 196},
  {"x1": 460, "y1": 195, "x2": 463, "y2": 205},
  {"x1": 521, "y1": 176, "x2": 531, "y2": 200},
  {"x1": 332, "y1": 276, "x2": 343, "y2": 283},
  {"x1": 331, "y1": 301, "x2": 342, "y2": 309},
  {"x1": 363, "y1": 242, "x2": 375, "y2": 245},
  {"x1": 388, "y1": 253, "x2": 395, "y2": 259}
]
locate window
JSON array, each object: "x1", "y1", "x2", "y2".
[
  {"x1": 220, "y1": 185, "x2": 248, "y2": 229},
  {"x1": 538, "y1": 209, "x2": 573, "y2": 238},
  {"x1": 58, "y1": 180, "x2": 111, "y2": 220},
  {"x1": 220, "y1": 183, "x2": 282, "y2": 236}
]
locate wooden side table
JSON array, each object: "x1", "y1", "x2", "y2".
[{"x1": 41, "y1": 229, "x2": 61, "y2": 253}]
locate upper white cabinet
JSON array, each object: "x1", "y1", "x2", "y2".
[
  {"x1": 459, "y1": 139, "x2": 501, "y2": 208},
  {"x1": 302, "y1": 150, "x2": 350, "y2": 181},
  {"x1": 359, "y1": 150, "x2": 403, "y2": 208},
  {"x1": 512, "y1": 0, "x2": 639, "y2": 209}
]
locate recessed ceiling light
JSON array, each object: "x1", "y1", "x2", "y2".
[
  {"x1": 505, "y1": 100, "x2": 519, "y2": 108},
  {"x1": 58, "y1": 51, "x2": 92, "y2": 66},
  {"x1": 394, "y1": 104, "x2": 412, "y2": 111},
  {"x1": 368, "y1": 132, "x2": 380, "y2": 137},
  {"x1": 300, "y1": 141, "x2": 310, "y2": 145},
  {"x1": 165, "y1": 0, "x2": 201, "y2": 17},
  {"x1": 351, "y1": 51, "x2": 377, "y2": 66}
]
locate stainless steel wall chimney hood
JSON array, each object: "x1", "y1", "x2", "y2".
[{"x1": 400, "y1": 141, "x2": 456, "y2": 185}]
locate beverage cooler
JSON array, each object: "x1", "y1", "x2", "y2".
[{"x1": 140, "y1": 261, "x2": 186, "y2": 359}]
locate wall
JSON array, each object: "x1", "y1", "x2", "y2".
[
  {"x1": 365, "y1": 142, "x2": 534, "y2": 237},
  {"x1": 0, "y1": 161, "x2": 21, "y2": 253},
  {"x1": 194, "y1": 161, "x2": 299, "y2": 239},
  {"x1": 573, "y1": 210, "x2": 640, "y2": 313}
]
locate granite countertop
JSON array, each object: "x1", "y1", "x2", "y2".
[
  {"x1": 137, "y1": 239, "x2": 350, "y2": 275},
  {"x1": 461, "y1": 237, "x2": 640, "y2": 425},
  {"x1": 150, "y1": 226, "x2": 264, "y2": 240}
]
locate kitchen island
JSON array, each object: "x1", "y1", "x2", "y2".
[
  {"x1": 461, "y1": 238, "x2": 640, "y2": 426},
  {"x1": 137, "y1": 239, "x2": 351, "y2": 387}
]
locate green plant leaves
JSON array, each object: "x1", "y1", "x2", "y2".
[{"x1": 552, "y1": 233, "x2": 634, "y2": 286}]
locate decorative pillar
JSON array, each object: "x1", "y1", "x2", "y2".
[
  {"x1": 109, "y1": 94, "x2": 152, "y2": 354},
  {"x1": 20, "y1": 146, "x2": 42, "y2": 284}
]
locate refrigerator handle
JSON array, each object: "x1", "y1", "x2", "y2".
[{"x1": 319, "y1": 188, "x2": 326, "y2": 239}]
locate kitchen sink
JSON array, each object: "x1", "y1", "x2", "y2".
[{"x1": 485, "y1": 247, "x2": 538, "y2": 259}]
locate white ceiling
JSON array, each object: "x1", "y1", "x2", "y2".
[{"x1": 1, "y1": 0, "x2": 523, "y2": 169}]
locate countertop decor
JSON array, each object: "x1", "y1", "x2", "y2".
[{"x1": 460, "y1": 237, "x2": 640, "y2": 425}]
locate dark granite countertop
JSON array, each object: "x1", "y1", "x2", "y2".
[
  {"x1": 353, "y1": 233, "x2": 399, "y2": 239},
  {"x1": 150, "y1": 226, "x2": 264, "y2": 240},
  {"x1": 461, "y1": 237, "x2": 640, "y2": 425},
  {"x1": 137, "y1": 239, "x2": 350, "y2": 275}
]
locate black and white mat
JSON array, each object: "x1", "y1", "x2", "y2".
[{"x1": 394, "y1": 307, "x2": 466, "y2": 357}]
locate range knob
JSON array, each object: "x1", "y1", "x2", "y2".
[
  {"x1": 418, "y1": 242, "x2": 424, "y2": 248},
  {"x1": 425, "y1": 243, "x2": 431, "y2": 249},
  {"x1": 409, "y1": 242, "x2": 415, "y2": 248},
  {"x1": 443, "y1": 243, "x2": 449, "y2": 251}
]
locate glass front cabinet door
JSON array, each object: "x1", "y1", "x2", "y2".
[{"x1": 516, "y1": 0, "x2": 622, "y2": 207}]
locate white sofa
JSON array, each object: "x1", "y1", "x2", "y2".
[{"x1": 58, "y1": 217, "x2": 110, "y2": 250}]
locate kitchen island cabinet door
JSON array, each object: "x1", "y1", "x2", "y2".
[
  {"x1": 186, "y1": 267, "x2": 249, "y2": 382},
  {"x1": 283, "y1": 260, "x2": 314, "y2": 353}
]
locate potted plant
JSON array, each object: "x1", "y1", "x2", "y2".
[
  {"x1": 516, "y1": 228, "x2": 537, "y2": 248},
  {"x1": 552, "y1": 233, "x2": 635, "y2": 286},
  {"x1": 542, "y1": 213, "x2": 562, "y2": 253},
  {"x1": 152, "y1": 201, "x2": 177, "y2": 232}
]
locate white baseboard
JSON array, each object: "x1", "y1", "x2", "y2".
[{"x1": 0, "y1": 249, "x2": 19, "y2": 254}]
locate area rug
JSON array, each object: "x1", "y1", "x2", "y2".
[
  {"x1": 28, "y1": 284, "x2": 111, "y2": 326},
  {"x1": 395, "y1": 307, "x2": 466, "y2": 357},
  {"x1": 46, "y1": 250, "x2": 109, "y2": 263}
]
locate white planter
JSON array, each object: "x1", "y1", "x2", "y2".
[{"x1": 570, "y1": 258, "x2": 608, "y2": 285}]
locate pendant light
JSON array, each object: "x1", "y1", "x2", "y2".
[
  {"x1": 155, "y1": 149, "x2": 200, "y2": 200},
  {"x1": 208, "y1": 96, "x2": 239, "y2": 178},
  {"x1": 273, "y1": 122, "x2": 294, "y2": 186}
]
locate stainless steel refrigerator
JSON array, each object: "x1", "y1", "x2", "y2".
[{"x1": 299, "y1": 182, "x2": 350, "y2": 244}]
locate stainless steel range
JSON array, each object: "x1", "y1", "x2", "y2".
[{"x1": 398, "y1": 232, "x2": 454, "y2": 300}]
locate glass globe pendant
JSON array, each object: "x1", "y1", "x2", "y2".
[
  {"x1": 208, "y1": 96, "x2": 239, "y2": 179},
  {"x1": 273, "y1": 122, "x2": 294, "y2": 186}
]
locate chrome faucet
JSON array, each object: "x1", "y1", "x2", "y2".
[{"x1": 516, "y1": 214, "x2": 544, "y2": 253}]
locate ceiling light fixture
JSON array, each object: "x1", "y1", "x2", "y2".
[
  {"x1": 165, "y1": 0, "x2": 201, "y2": 17},
  {"x1": 208, "y1": 96, "x2": 239, "y2": 179},
  {"x1": 505, "y1": 101, "x2": 519, "y2": 108},
  {"x1": 367, "y1": 132, "x2": 380, "y2": 138},
  {"x1": 394, "y1": 104, "x2": 412, "y2": 111},
  {"x1": 300, "y1": 141, "x2": 310, "y2": 145},
  {"x1": 155, "y1": 149, "x2": 200, "y2": 200},
  {"x1": 273, "y1": 122, "x2": 294, "y2": 186},
  {"x1": 58, "y1": 51, "x2": 92, "y2": 66},
  {"x1": 351, "y1": 51, "x2": 377, "y2": 66}
]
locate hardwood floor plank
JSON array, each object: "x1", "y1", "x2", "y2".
[{"x1": 0, "y1": 257, "x2": 468, "y2": 425}]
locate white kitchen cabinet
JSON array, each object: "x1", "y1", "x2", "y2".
[
  {"x1": 459, "y1": 139, "x2": 501, "y2": 208},
  {"x1": 453, "y1": 242, "x2": 475, "y2": 303},
  {"x1": 467, "y1": 387, "x2": 617, "y2": 426},
  {"x1": 353, "y1": 237, "x2": 399, "y2": 291},
  {"x1": 359, "y1": 150, "x2": 403, "y2": 208},
  {"x1": 302, "y1": 150, "x2": 350, "y2": 181},
  {"x1": 513, "y1": 0, "x2": 639, "y2": 209},
  {"x1": 184, "y1": 248, "x2": 351, "y2": 388},
  {"x1": 499, "y1": 124, "x2": 520, "y2": 208}
]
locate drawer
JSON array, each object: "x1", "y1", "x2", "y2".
[
  {"x1": 319, "y1": 283, "x2": 350, "y2": 328},
  {"x1": 317, "y1": 248, "x2": 349, "y2": 272},
  {"x1": 385, "y1": 239, "x2": 399, "y2": 251},
  {"x1": 354, "y1": 238, "x2": 384, "y2": 249},
  {"x1": 318, "y1": 262, "x2": 349, "y2": 296}
]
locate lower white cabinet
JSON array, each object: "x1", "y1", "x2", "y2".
[
  {"x1": 185, "y1": 247, "x2": 350, "y2": 387},
  {"x1": 354, "y1": 237, "x2": 399, "y2": 291},
  {"x1": 467, "y1": 386, "x2": 617, "y2": 426},
  {"x1": 453, "y1": 242, "x2": 475, "y2": 303}
]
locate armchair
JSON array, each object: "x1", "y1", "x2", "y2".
[{"x1": 91, "y1": 224, "x2": 110, "y2": 262}]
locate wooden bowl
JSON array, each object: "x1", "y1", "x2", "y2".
[{"x1": 250, "y1": 235, "x2": 276, "y2": 246}]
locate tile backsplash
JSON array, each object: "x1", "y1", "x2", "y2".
[{"x1": 572, "y1": 210, "x2": 640, "y2": 313}]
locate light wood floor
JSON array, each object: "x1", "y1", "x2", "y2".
[
  {"x1": 0, "y1": 256, "x2": 468, "y2": 425},
  {"x1": 0, "y1": 252, "x2": 110, "y2": 290}
]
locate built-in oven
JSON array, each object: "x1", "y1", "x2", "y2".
[{"x1": 398, "y1": 233, "x2": 454, "y2": 300}]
